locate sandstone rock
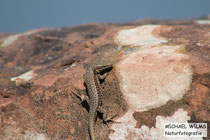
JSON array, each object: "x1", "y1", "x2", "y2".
[{"x1": 0, "y1": 20, "x2": 209, "y2": 139}]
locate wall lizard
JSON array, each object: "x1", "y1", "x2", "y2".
[{"x1": 74, "y1": 63, "x2": 113, "y2": 140}]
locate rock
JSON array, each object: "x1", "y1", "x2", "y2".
[{"x1": 0, "y1": 20, "x2": 209, "y2": 139}]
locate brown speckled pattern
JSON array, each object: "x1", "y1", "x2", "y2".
[{"x1": 84, "y1": 67, "x2": 99, "y2": 140}]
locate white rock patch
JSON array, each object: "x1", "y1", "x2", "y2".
[
  {"x1": 22, "y1": 131, "x2": 47, "y2": 140},
  {"x1": 115, "y1": 25, "x2": 167, "y2": 47},
  {"x1": 109, "y1": 109, "x2": 140, "y2": 140},
  {"x1": 0, "y1": 34, "x2": 21, "y2": 47},
  {"x1": 195, "y1": 20, "x2": 210, "y2": 24},
  {"x1": 109, "y1": 109, "x2": 200, "y2": 140},
  {"x1": 11, "y1": 70, "x2": 34, "y2": 84},
  {"x1": 0, "y1": 29, "x2": 40, "y2": 47}
]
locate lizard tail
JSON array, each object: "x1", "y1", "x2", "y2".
[{"x1": 89, "y1": 119, "x2": 96, "y2": 140}]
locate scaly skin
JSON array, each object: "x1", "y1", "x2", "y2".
[
  {"x1": 84, "y1": 66, "x2": 99, "y2": 140},
  {"x1": 84, "y1": 64, "x2": 113, "y2": 140}
]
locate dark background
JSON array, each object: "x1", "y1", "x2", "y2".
[{"x1": 0, "y1": 0, "x2": 210, "y2": 33}]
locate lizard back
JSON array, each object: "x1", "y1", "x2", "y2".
[{"x1": 84, "y1": 67, "x2": 99, "y2": 140}]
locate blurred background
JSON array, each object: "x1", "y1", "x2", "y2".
[{"x1": 0, "y1": 0, "x2": 210, "y2": 33}]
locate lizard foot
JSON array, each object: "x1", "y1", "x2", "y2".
[
  {"x1": 103, "y1": 114, "x2": 121, "y2": 128},
  {"x1": 97, "y1": 107, "x2": 121, "y2": 128}
]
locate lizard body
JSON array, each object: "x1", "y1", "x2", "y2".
[
  {"x1": 73, "y1": 63, "x2": 113, "y2": 140},
  {"x1": 84, "y1": 64, "x2": 112, "y2": 140},
  {"x1": 84, "y1": 66, "x2": 99, "y2": 140}
]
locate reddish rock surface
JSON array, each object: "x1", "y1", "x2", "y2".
[{"x1": 0, "y1": 19, "x2": 209, "y2": 139}]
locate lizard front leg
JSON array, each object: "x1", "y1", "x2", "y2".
[
  {"x1": 97, "y1": 73, "x2": 109, "y2": 81},
  {"x1": 72, "y1": 88, "x2": 90, "y2": 105}
]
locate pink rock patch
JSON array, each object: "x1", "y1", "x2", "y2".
[{"x1": 116, "y1": 46, "x2": 192, "y2": 112}]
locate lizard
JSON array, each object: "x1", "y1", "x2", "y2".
[{"x1": 73, "y1": 63, "x2": 113, "y2": 140}]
